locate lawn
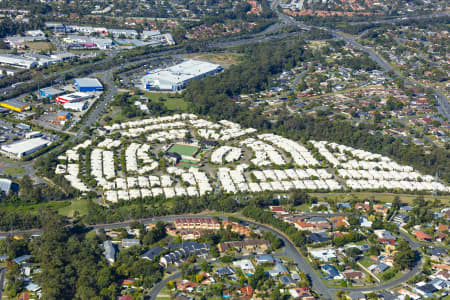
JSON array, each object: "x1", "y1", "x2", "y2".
[
  {"x1": 144, "y1": 92, "x2": 188, "y2": 111},
  {"x1": 167, "y1": 144, "x2": 199, "y2": 157},
  {"x1": 294, "y1": 203, "x2": 310, "y2": 211},
  {"x1": 359, "y1": 256, "x2": 375, "y2": 268},
  {"x1": 58, "y1": 199, "x2": 90, "y2": 217},
  {"x1": 24, "y1": 41, "x2": 55, "y2": 52},
  {"x1": 2, "y1": 166, "x2": 26, "y2": 176},
  {"x1": 380, "y1": 268, "x2": 404, "y2": 283},
  {"x1": 185, "y1": 52, "x2": 244, "y2": 68},
  {"x1": 1, "y1": 201, "x2": 69, "y2": 212},
  {"x1": 156, "y1": 286, "x2": 173, "y2": 300}
]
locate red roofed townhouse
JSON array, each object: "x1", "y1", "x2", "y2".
[
  {"x1": 174, "y1": 217, "x2": 220, "y2": 230},
  {"x1": 270, "y1": 206, "x2": 286, "y2": 213}
]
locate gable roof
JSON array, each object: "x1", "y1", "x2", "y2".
[{"x1": 141, "y1": 246, "x2": 165, "y2": 260}]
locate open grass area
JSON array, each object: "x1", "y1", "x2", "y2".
[
  {"x1": 58, "y1": 199, "x2": 90, "y2": 217},
  {"x1": 144, "y1": 92, "x2": 188, "y2": 111},
  {"x1": 168, "y1": 144, "x2": 199, "y2": 157},
  {"x1": 2, "y1": 166, "x2": 26, "y2": 175},
  {"x1": 185, "y1": 52, "x2": 244, "y2": 68},
  {"x1": 359, "y1": 256, "x2": 375, "y2": 268},
  {"x1": 310, "y1": 192, "x2": 450, "y2": 205},
  {"x1": 156, "y1": 286, "x2": 172, "y2": 300},
  {"x1": 1, "y1": 201, "x2": 69, "y2": 212},
  {"x1": 24, "y1": 41, "x2": 55, "y2": 52},
  {"x1": 381, "y1": 269, "x2": 404, "y2": 283}
]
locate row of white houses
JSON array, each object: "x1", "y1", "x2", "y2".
[{"x1": 55, "y1": 115, "x2": 450, "y2": 201}]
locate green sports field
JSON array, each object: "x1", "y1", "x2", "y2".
[{"x1": 167, "y1": 144, "x2": 199, "y2": 157}]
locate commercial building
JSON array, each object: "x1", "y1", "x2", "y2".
[
  {"x1": 74, "y1": 78, "x2": 103, "y2": 92},
  {"x1": 56, "y1": 111, "x2": 72, "y2": 120},
  {"x1": 39, "y1": 87, "x2": 65, "y2": 98},
  {"x1": 0, "y1": 99, "x2": 30, "y2": 112},
  {"x1": 0, "y1": 178, "x2": 12, "y2": 194},
  {"x1": 63, "y1": 101, "x2": 88, "y2": 112},
  {"x1": 108, "y1": 28, "x2": 138, "y2": 38},
  {"x1": 55, "y1": 92, "x2": 91, "y2": 104},
  {"x1": 1, "y1": 138, "x2": 51, "y2": 159},
  {"x1": 25, "y1": 131, "x2": 42, "y2": 139},
  {"x1": 141, "y1": 60, "x2": 223, "y2": 91},
  {"x1": 63, "y1": 35, "x2": 112, "y2": 50},
  {"x1": 0, "y1": 54, "x2": 38, "y2": 69}
]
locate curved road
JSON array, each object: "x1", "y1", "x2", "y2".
[{"x1": 0, "y1": 213, "x2": 424, "y2": 297}]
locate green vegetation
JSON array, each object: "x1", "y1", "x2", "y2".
[
  {"x1": 359, "y1": 257, "x2": 375, "y2": 268},
  {"x1": 58, "y1": 199, "x2": 91, "y2": 218},
  {"x1": 2, "y1": 167, "x2": 26, "y2": 176},
  {"x1": 183, "y1": 39, "x2": 450, "y2": 183},
  {"x1": 144, "y1": 92, "x2": 188, "y2": 111},
  {"x1": 310, "y1": 192, "x2": 450, "y2": 206},
  {"x1": 167, "y1": 144, "x2": 199, "y2": 157}
]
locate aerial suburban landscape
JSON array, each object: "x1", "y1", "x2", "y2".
[{"x1": 0, "y1": 0, "x2": 448, "y2": 299}]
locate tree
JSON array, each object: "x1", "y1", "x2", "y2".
[
  {"x1": 392, "y1": 196, "x2": 401, "y2": 210},
  {"x1": 6, "y1": 261, "x2": 23, "y2": 297},
  {"x1": 271, "y1": 288, "x2": 281, "y2": 300},
  {"x1": 394, "y1": 239, "x2": 416, "y2": 270}
]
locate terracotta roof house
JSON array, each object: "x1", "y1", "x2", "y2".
[
  {"x1": 331, "y1": 216, "x2": 350, "y2": 228},
  {"x1": 414, "y1": 230, "x2": 433, "y2": 242},
  {"x1": 239, "y1": 286, "x2": 253, "y2": 296},
  {"x1": 343, "y1": 270, "x2": 363, "y2": 281}
]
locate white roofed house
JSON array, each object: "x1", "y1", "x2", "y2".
[
  {"x1": 103, "y1": 240, "x2": 117, "y2": 264},
  {"x1": 309, "y1": 248, "x2": 337, "y2": 262}
]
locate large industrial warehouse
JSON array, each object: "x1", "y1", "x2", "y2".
[
  {"x1": 1, "y1": 138, "x2": 51, "y2": 159},
  {"x1": 141, "y1": 60, "x2": 223, "y2": 91},
  {"x1": 0, "y1": 54, "x2": 39, "y2": 69},
  {"x1": 74, "y1": 78, "x2": 104, "y2": 92}
]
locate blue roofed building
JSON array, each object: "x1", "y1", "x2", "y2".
[
  {"x1": 74, "y1": 78, "x2": 103, "y2": 92},
  {"x1": 12, "y1": 255, "x2": 31, "y2": 264},
  {"x1": 214, "y1": 266, "x2": 235, "y2": 276},
  {"x1": 279, "y1": 275, "x2": 296, "y2": 286},
  {"x1": 39, "y1": 87, "x2": 64, "y2": 98},
  {"x1": 268, "y1": 263, "x2": 289, "y2": 277},
  {"x1": 322, "y1": 264, "x2": 343, "y2": 280},
  {"x1": 141, "y1": 246, "x2": 165, "y2": 261},
  {"x1": 255, "y1": 254, "x2": 278, "y2": 265}
]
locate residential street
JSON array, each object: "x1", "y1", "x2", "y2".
[{"x1": 0, "y1": 267, "x2": 5, "y2": 299}]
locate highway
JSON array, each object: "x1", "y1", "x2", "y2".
[{"x1": 269, "y1": 3, "x2": 450, "y2": 119}]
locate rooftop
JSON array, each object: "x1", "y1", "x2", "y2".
[{"x1": 74, "y1": 78, "x2": 103, "y2": 88}]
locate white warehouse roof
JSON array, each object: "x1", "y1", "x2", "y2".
[
  {"x1": 74, "y1": 78, "x2": 103, "y2": 88},
  {"x1": 1, "y1": 138, "x2": 50, "y2": 158},
  {"x1": 142, "y1": 59, "x2": 222, "y2": 91}
]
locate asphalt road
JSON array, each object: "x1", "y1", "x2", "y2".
[
  {"x1": 289, "y1": 68, "x2": 309, "y2": 94},
  {"x1": 0, "y1": 213, "x2": 424, "y2": 297},
  {"x1": 149, "y1": 271, "x2": 182, "y2": 300},
  {"x1": 0, "y1": 267, "x2": 5, "y2": 299}
]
